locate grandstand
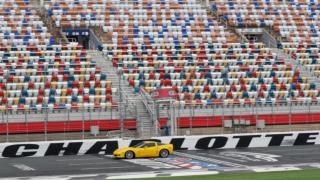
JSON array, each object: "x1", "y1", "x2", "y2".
[{"x1": 0, "y1": 0, "x2": 320, "y2": 142}]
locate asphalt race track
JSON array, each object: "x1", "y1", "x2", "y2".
[{"x1": 2, "y1": 145, "x2": 320, "y2": 179}]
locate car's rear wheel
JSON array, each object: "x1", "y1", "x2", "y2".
[
  {"x1": 159, "y1": 149, "x2": 169, "y2": 158},
  {"x1": 125, "y1": 151, "x2": 134, "y2": 159}
]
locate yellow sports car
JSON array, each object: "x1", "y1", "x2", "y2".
[{"x1": 113, "y1": 141, "x2": 174, "y2": 159}]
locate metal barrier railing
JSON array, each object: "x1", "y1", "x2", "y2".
[{"x1": 0, "y1": 98, "x2": 319, "y2": 142}]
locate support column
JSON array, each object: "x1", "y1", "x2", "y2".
[
  {"x1": 169, "y1": 100, "x2": 176, "y2": 136},
  {"x1": 153, "y1": 101, "x2": 159, "y2": 136}
]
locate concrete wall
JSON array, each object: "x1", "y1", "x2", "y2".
[{"x1": 1, "y1": 131, "x2": 319, "y2": 157}]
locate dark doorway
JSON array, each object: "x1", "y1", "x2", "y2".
[{"x1": 66, "y1": 35, "x2": 89, "y2": 49}]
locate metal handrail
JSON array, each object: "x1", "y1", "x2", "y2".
[
  {"x1": 140, "y1": 87, "x2": 153, "y2": 114},
  {"x1": 140, "y1": 87, "x2": 163, "y2": 136}
]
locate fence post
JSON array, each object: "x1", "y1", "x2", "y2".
[
  {"x1": 1, "y1": 112, "x2": 4, "y2": 140},
  {"x1": 271, "y1": 102, "x2": 274, "y2": 125},
  {"x1": 173, "y1": 100, "x2": 177, "y2": 136},
  {"x1": 212, "y1": 105, "x2": 214, "y2": 131},
  {"x1": 119, "y1": 102, "x2": 124, "y2": 138},
  {"x1": 82, "y1": 106, "x2": 85, "y2": 139},
  {"x1": 124, "y1": 103, "x2": 127, "y2": 136},
  {"x1": 66, "y1": 109, "x2": 70, "y2": 141},
  {"x1": 289, "y1": 101, "x2": 292, "y2": 131},
  {"x1": 192, "y1": 105, "x2": 195, "y2": 134},
  {"x1": 24, "y1": 110, "x2": 27, "y2": 124},
  {"x1": 111, "y1": 104, "x2": 113, "y2": 120},
  {"x1": 222, "y1": 102, "x2": 225, "y2": 134},
  {"x1": 189, "y1": 105, "x2": 192, "y2": 134},
  {"x1": 67, "y1": 108, "x2": 70, "y2": 122},
  {"x1": 44, "y1": 108, "x2": 48, "y2": 141},
  {"x1": 255, "y1": 102, "x2": 258, "y2": 132},
  {"x1": 25, "y1": 110, "x2": 28, "y2": 141},
  {"x1": 308, "y1": 102, "x2": 311, "y2": 124},
  {"x1": 117, "y1": 69, "x2": 124, "y2": 138},
  {"x1": 153, "y1": 101, "x2": 157, "y2": 137},
  {"x1": 177, "y1": 103, "x2": 181, "y2": 136},
  {"x1": 5, "y1": 111, "x2": 8, "y2": 142}
]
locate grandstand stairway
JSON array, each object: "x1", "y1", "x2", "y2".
[
  {"x1": 266, "y1": 28, "x2": 283, "y2": 43},
  {"x1": 209, "y1": 0, "x2": 319, "y2": 89},
  {"x1": 88, "y1": 51, "x2": 120, "y2": 101},
  {"x1": 205, "y1": 0, "x2": 247, "y2": 42},
  {"x1": 90, "y1": 51, "x2": 157, "y2": 137},
  {"x1": 136, "y1": 100, "x2": 156, "y2": 138},
  {"x1": 33, "y1": 1, "x2": 68, "y2": 44},
  {"x1": 206, "y1": 5, "x2": 242, "y2": 42},
  {"x1": 273, "y1": 48, "x2": 320, "y2": 88}
]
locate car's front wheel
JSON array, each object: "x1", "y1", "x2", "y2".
[
  {"x1": 159, "y1": 149, "x2": 169, "y2": 158},
  {"x1": 125, "y1": 151, "x2": 134, "y2": 159}
]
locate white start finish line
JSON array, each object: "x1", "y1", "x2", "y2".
[
  {"x1": 12, "y1": 164, "x2": 35, "y2": 171},
  {"x1": 105, "y1": 170, "x2": 220, "y2": 179},
  {"x1": 124, "y1": 159, "x2": 180, "y2": 169},
  {"x1": 251, "y1": 166, "x2": 301, "y2": 172}
]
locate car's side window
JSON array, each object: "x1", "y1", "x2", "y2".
[{"x1": 143, "y1": 143, "x2": 156, "y2": 148}]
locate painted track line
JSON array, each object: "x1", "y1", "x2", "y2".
[
  {"x1": 251, "y1": 166, "x2": 301, "y2": 172},
  {"x1": 56, "y1": 158, "x2": 104, "y2": 162},
  {"x1": 68, "y1": 162, "x2": 120, "y2": 166},
  {"x1": 105, "y1": 170, "x2": 219, "y2": 179},
  {"x1": 170, "y1": 171, "x2": 219, "y2": 177},
  {"x1": 2, "y1": 174, "x2": 106, "y2": 180},
  {"x1": 1, "y1": 170, "x2": 219, "y2": 180},
  {"x1": 175, "y1": 152, "x2": 248, "y2": 168},
  {"x1": 199, "y1": 153, "x2": 248, "y2": 162},
  {"x1": 12, "y1": 164, "x2": 35, "y2": 171},
  {"x1": 267, "y1": 147, "x2": 320, "y2": 152},
  {"x1": 124, "y1": 159, "x2": 180, "y2": 169},
  {"x1": 81, "y1": 166, "x2": 135, "y2": 171},
  {"x1": 106, "y1": 174, "x2": 157, "y2": 179}
]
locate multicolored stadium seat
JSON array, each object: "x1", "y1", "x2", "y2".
[
  {"x1": 211, "y1": 0, "x2": 320, "y2": 89},
  {"x1": 0, "y1": 44, "x2": 116, "y2": 112},
  {"x1": 0, "y1": 0, "x2": 116, "y2": 113},
  {"x1": 0, "y1": 0, "x2": 54, "y2": 45},
  {"x1": 9, "y1": 0, "x2": 320, "y2": 109},
  {"x1": 95, "y1": 0, "x2": 317, "y2": 106},
  {"x1": 0, "y1": 0, "x2": 319, "y2": 135},
  {"x1": 212, "y1": 0, "x2": 320, "y2": 43}
]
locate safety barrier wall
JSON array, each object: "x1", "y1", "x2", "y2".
[
  {"x1": 0, "y1": 101, "x2": 319, "y2": 142},
  {"x1": 0, "y1": 119, "x2": 136, "y2": 134},
  {"x1": 0, "y1": 107, "x2": 135, "y2": 134},
  {"x1": 0, "y1": 131, "x2": 319, "y2": 158},
  {"x1": 1, "y1": 112, "x2": 320, "y2": 134},
  {"x1": 154, "y1": 103, "x2": 320, "y2": 132},
  {"x1": 159, "y1": 112, "x2": 320, "y2": 128}
]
